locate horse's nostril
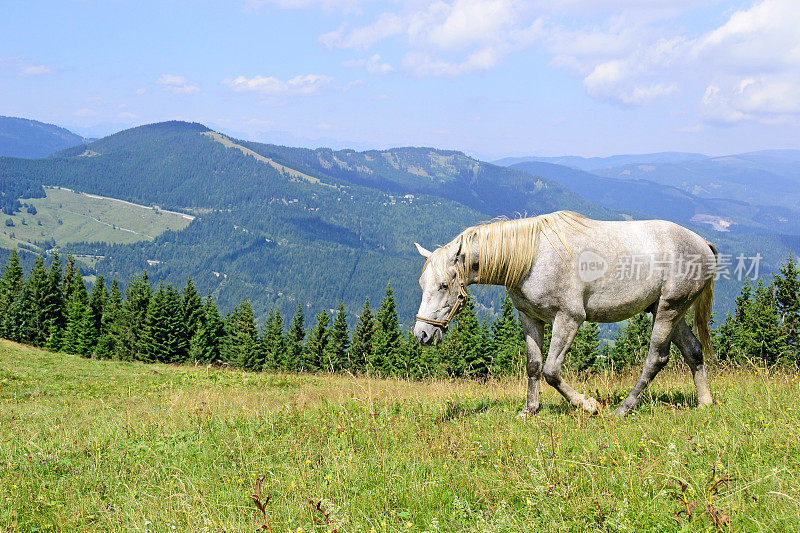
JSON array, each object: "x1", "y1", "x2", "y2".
[{"x1": 420, "y1": 330, "x2": 428, "y2": 342}]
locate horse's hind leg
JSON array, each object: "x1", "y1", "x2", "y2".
[
  {"x1": 543, "y1": 312, "x2": 601, "y2": 414},
  {"x1": 615, "y1": 305, "x2": 679, "y2": 417},
  {"x1": 673, "y1": 319, "x2": 713, "y2": 407}
]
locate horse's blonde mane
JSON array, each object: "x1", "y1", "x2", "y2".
[{"x1": 425, "y1": 211, "x2": 591, "y2": 288}]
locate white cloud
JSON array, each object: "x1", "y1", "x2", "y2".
[
  {"x1": 343, "y1": 54, "x2": 394, "y2": 74},
  {"x1": 317, "y1": 0, "x2": 800, "y2": 123},
  {"x1": 157, "y1": 74, "x2": 200, "y2": 94},
  {"x1": 224, "y1": 74, "x2": 332, "y2": 95},
  {"x1": 246, "y1": 0, "x2": 365, "y2": 12},
  {"x1": 320, "y1": 12, "x2": 405, "y2": 50},
  {"x1": 21, "y1": 64, "x2": 51, "y2": 75},
  {"x1": 544, "y1": 0, "x2": 800, "y2": 121},
  {"x1": 321, "y1": 0, "x2": 544, "y2": 77},
  {"x1": 0, "y1": 57, "x2": 51, "y2": 76}
]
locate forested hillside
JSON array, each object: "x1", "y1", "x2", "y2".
[
  {"x1": 0, "y1": 121, "x2": 620, "y2": 324},
  {"x1": 0, "y1": 116, "x2": 87, "y2": 159}
]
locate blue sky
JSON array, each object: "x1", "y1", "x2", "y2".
[{"x1": 2, "y1": 0, "x2": 799, "y2": 158}]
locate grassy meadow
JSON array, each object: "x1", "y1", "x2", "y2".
[
  {"x1": 1, "y1": 339, "x2": 799, "y2": 532},
  {"x1": 0, "y1": 187, "x2": 193, "y2": 251}
]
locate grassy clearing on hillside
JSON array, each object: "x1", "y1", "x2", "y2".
[
  {"x1": 0, "y1": 187, "x2": 193, "y2": 251},
  {"x1": 1, "y1": 340, "x2": 799, "y2": 532}
]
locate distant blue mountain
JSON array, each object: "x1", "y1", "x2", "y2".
[
  {"x1": 494, "y1": 152, "x2": 707, "y2": 171},
  {"x1": 510, "y1": 160, "x2": 800, "y2": 236},
  {"x1": 0, "y1": 116, "x2": 88, "y2": 158}
]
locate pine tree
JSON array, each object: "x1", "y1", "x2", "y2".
[
  {"x1": 349, "y1": 298, "x2": 374, "y2": 374},
  {"x1": 607, "y1": 313, "x2": 652, "y2": 371},
  {"x1": 372, "y1": 283, "x2": 402, "y2": 375},
  {"x1": 188, "y1": 295, "x2": 224, "y2": 363},
  {"x1": 569, "y1": 322, "x2": 602, "y2": 373},
  {"x1": 489, "y1": 293, "x2": 525, "y2": 376},
  {"x1": 260, "y1": 308, "x2": 285, "y2": 371},
  {"x1": 284, "y1": 304, "x2": 305, "y2": 372},
  {"x1": 325, "y1": 301, "x2": 349, "y2": 372},
  {"x1": 222, "y1": 299, "x2": 259, "y2": 370},
  {"x1": 181, "y1": 277, "x2": 204, "y2": 342},
  {"x1": 305, "y1": 310, "x2": 330, "y2": 372}
]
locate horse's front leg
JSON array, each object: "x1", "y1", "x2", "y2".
[
  {"x1": 544, "y1": 312, "x2": 601, "y2": 414},
  {"x1": 517, "y1": 313, "x2": 544, "y2": 419}
]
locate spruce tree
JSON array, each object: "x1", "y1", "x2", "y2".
[
  {"x1": 607, "y1": 313, "x2": 652, "y2": 371},
  {"x1": 569, "y1": 322, "x2": 602, "y2": 373},
  {"x1": 223, "y1": 299, "x2": 259, "y2": 370},
  {"x1": 773, "y1": 255, "x2": 800, "y2": 359},
  {"x1": 42, "y1": 253, "x2": 65, "y2": 349},
  {"x1": 143, "y1": 282, "x2": 189, "y2": 364},
  {"x1": 442, "y1": 294, "x2": 487, "y2": 378},
  {"x1": 284, "y1": 303, "x2": 305, "y2": 372},
  {"x1": 26, "y1": 256, "x2": 50, "y2": 346},
  {"x1": 349, "y1": 298, "x2": 374, "y2": 374},
  {"x1": 401, "y1": 328, "x2": 425, "y2": 378},
  {"x1": 260, "y1": 308, "x2": 285, "y2": 371},
  {"x1": 94, "y1": 279, "x2": 122, "y2": 359},
  {"x1": 749, "y1": 279, "x2": 786, "y2": 365},
  {"x1": 89, "y1": 275, "x2": 107, "y2": 336},
  {"x1": 325, "y1": 301, "x2": 349, "y2": 372},
  {"x1": 372, "y1": 283, "x2": 402, "y2": 376},
  {"x1": 61, "y1": 255, "x2": 81, "y2": 304},
  {"x1": 5, "y1": 283, "x2": 35, "y2": 343},
  {"x1": 119, "y1": 273, "x2": 151, "y2": 361},
  {"x1": 188, "y1": 295, "x2": 224, "y2": 363},
  {"x1": 0, "y1": 250, "x2": 24, "y2": 337},
  {"x1": 62, "y1": 273, "x2": 92, "y2": 356},
  {"x1": 489, "y1": 293, "x2": 525, "y2": 376},
  {"x1": 181, "y1": 277, "x2": 204, "y2": 342},
  {"x1": 305, "y1": 310, "x2": 330, "y2": 372}
]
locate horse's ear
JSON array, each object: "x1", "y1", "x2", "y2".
[{"x1": 414, "y1": 242, "x2": 432, "y2": 258}]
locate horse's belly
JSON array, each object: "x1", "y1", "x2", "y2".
[{"x1": 584, "y1": 278, "x2": 662, "y2": 323}]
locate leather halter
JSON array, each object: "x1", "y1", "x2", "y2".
[{"x1": 415, "y1": 278, "x2": 469, "y2": 330}]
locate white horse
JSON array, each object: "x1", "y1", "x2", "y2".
[{"x1": 413, "y1": 211, "x2": 716, "y2": 417}]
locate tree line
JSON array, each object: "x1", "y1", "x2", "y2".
[{"x1": 1, "y1": 250, "x2": 798, "y2": 376}]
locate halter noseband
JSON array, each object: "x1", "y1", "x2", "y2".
[{"x1": 415, "y1": 278, "x2": 469, "y2": 330}]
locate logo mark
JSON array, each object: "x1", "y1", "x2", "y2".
[{"x1": 577, "y1": 250, "x2": 607, "y2": 282}]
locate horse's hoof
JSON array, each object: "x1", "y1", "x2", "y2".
[
  {"x1": 517, "y1": 407, "x2": 537, "y2": 419},
  {"x1": 582, "y1": 397, "x2": 602, "y2": 415},
  {"x1": 613, "y1": 406, "x2": 629, "y2": 418}
]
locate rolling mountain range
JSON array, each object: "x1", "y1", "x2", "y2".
[
  {"x1": 0, "y1": 116, "x2": 89, "y2": 158},
  {"x1": 1, "y1": 120, "x2": 797, "y2": 324}
]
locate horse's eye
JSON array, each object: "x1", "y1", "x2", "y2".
[{"x1": 440, "y1": 282, "x2": 449, "y2": 291}]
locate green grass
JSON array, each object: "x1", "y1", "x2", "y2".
[
  {"x1": 1, "y1": 340, "x2": 799, "y2": 532},
  {"x1": 0, "y1": 187, "x2": 193, "y2": 252}
]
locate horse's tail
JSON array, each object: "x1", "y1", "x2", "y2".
[{"x1": 694, "y1": 242, "x2": 717, "y2": 356}]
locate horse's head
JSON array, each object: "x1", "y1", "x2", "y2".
[{"x1": 413, "y1": 241, "x2": 467, "y2": 346}]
